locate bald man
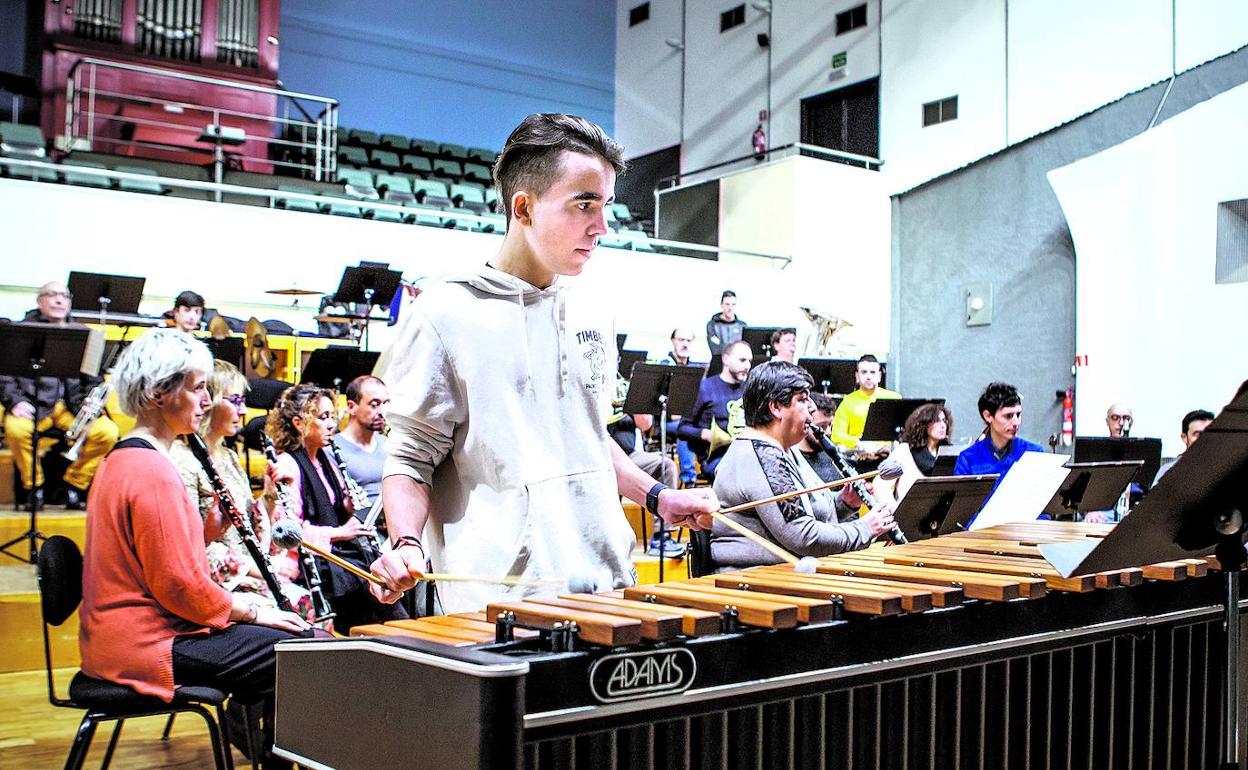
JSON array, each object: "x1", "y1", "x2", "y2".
[
  {"x1": 1105, "y1": 403, "x2": 1133, "y2": 438},
  {"x1": 0, "y1": 281, "x2": 119, "y2": 509}
]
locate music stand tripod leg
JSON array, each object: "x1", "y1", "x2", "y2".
[
  {"x1": 0, "y1": 421, "x2": 48, "y2": 564},
  {"x1": 1216, "y1": 532, "x2": 1247, "y2": 769}
]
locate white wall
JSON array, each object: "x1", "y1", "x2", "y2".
[
  {"x1": 713, "y1": 154, "x2": 892, "y2": 356},
  {"x1": 878, "y1": 0, "x2": 1007, "y2": 193},
  {"x1": 681, "y1": 0, "x2": 773, "y2": 172},
  {"x1": 617, "y1": 0, "x2": 1248, "y2": 191},
  {"x1": 877, "y1": 0, "x2": 1247, "y2": 192},
  {"x1": 1176, "y1": 0, "x2": 1248, "y2": 72},
  {"x1": 619, "y1": 0, "x2": 884, "y2": 173},
  {"x1": 0, "y1": 178, "x2": 803, "y2": 363},
  {"x1": 1006, "y1": 0, "x2": 1172, "y2": 144},
  {"x1": 769, "y1": 0, "x2": 881, "y2": 150},
  {"x1": 614, "y1": 0, "x2": 685, "y2": 158},
  {"x1": 1048, "y1": 81, "x2": 1248, "y2": 457}
]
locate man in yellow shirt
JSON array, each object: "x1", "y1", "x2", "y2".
[{"x1": 830, "y1": 354, "x2": 901, "y2": 448}]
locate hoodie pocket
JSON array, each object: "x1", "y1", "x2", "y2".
[{"x1": 518, "y1": 467, "x2": 634, "y2": 591}]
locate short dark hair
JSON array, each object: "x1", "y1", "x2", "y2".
[
  {"x1": 978, "y1": 382, "x2": 1022, "y2": 420},
  {"x1": 1182, "y1": 409, "x2": 1215, "y2": 434},
  {"x1": 720, "y1": 290, "x2": 736, "y2": 302},
  {"x1": 174, "y1": 290, "x2": 204, "y2": 309},
  {"x1": 857, "y1": 354, "x2": 879, "y2": 367},
  {"x1": 902, "y1": 402, "x2": 953, "y2": 450},
  {"x1": 809, "y1": 391, "x2": 836, "y2": 416},
  {"x1": 769, "y1": 327, "x2": 796, "y2": 346},
  {"x1": 344, "y1": 374, "x2": 384, "y2": 404},
  {"x1": 721, "y1": 339, "x2": 751, "y2": 359},
  {"x1": 492, "y1": 113, "x2": 625, "y2": 224},
  {"x1": 744, "y1": 362, "x2": 813, "y2": 427}
]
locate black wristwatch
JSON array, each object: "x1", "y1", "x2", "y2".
[{"x1": 646, "y1": 482, "x2": 668, "y2": 514}]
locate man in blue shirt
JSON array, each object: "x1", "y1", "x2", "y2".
[
  {"x1": 678, "y1": 340, "x2": 752, "y2": 478},
  {"x1": 955, "y1": 382, "x2": 1045, "y2": 492}
]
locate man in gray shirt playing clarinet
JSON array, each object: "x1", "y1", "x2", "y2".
[{"x1": 332, "y1": 375, "x2": 390, "y2": 500}]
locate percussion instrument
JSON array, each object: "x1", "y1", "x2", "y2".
[{"x1": 273, "y1": 521, "x2": 1233, "y2": 769}]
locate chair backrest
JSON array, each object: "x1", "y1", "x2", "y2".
[
  {"x1": 687, "y1": 530, "x2": 713, "y2": 578},
  {"x1": 37, "y1": 535, "x2": 82, "y2": 627}
]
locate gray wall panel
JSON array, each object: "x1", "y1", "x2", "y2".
[{"x1": 892, "y1": 45, "x2": 1248, "y2": 447}]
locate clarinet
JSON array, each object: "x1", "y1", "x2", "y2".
[
  {"x1": 260, "y1": 433, "x2": 336, "y2": 622},
  {"x1": 806, "y1": 422, "x2": 908, "y2": 545},
  {"x1": 327, "y1": 440, "x2": 384, "y2": 560},
  {"x1": 185, "y1": 434, "x2": 296, "y2": 614}
]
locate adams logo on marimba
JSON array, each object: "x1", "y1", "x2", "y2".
[{"x1": 588, "y1": 648, "x2": 697, "y2": 703}]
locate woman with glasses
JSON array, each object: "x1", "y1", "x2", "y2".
[
  {"x1": 264, "y1": 384, "x2": 406, "y2": 632},
  {"x1": 170, "y1": 361, "x2": 312, "y2": 618}
]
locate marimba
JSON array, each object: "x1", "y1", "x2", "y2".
[{"x1": 273, "y1": 522, "x2": 1244, "y2": 769}]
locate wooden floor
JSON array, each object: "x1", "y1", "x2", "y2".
[{"x1": 0, "y1": 668, "x2": 250, "y2": 769}]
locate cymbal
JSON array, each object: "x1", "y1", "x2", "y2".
[{"x1": 266, "y1": 288, "x2": 323, "y2": 296}]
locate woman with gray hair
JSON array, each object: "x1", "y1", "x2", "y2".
[
  {"x1": 709, "y1": 361, "x2": 896, "y2": 572},
  {"x1": 78, "y1": 329, "x2": 312, "y2": 769}
]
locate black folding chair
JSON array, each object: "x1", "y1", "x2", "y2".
[{"x1": 36, "y1": 535, "x2": 238, "y2": 770}]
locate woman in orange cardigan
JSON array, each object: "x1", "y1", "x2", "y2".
[{"x1": 79, "y1": 329, "x2": 311, "y2": 768}]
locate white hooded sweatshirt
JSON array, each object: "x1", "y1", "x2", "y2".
[{"x1": 382, "y1": 265, "x2": 638, "y2": 613}]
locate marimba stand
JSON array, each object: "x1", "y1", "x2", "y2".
[{"x1": 1041, "y1": 380, "x2": 1248, "y2": 769}]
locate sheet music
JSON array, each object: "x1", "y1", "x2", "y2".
[
  {"x1": 969, "y1": 451, "x2": 1070, "y2": 530},
  {"x1": 79, "y1": 327, "x2": 105, "y2": 376}
]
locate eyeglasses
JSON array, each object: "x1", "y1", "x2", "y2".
[
  {"x1": 39, "y1": 290, "x2": 73, "y2": 300},
  {"x1": 1108, "y1": 414, "x2": 1132, "y2": 422},
  {"x1": 673, "y1": 337, "x2": 693, "y2": 343},
  {"x1": 224, "y1": 394, "x2": 246, "y2": 407}
]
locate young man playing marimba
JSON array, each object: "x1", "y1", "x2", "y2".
[{"x1": 370, "y1": 114, "x2": 717, "y2": 613}]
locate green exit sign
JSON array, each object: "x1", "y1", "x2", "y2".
[{"x1": 832, "y1": 51, "x2": 848, "y2": 68}]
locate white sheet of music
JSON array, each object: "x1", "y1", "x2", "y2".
[{"x1": 969, "y1": 451, "x2": 1070, "y2": 530}]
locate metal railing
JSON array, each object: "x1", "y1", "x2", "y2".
[
  {"x1": 0, "y1": 157, "x2": 792, "y2": 267},
  {"x1": 64, "y1": 57, "x2": 339, "y2": 181},
  {"x1": 658, "y1": 142, "x2": 882, "y2": 192}
]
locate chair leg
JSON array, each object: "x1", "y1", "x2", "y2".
[
  {"x1": 99, "y1": 719, "x2": 124, "y2": 770},
  {"x1": 62, "y1": 713, "x2": 99, "y2": 770},
  {"x1": 161, "y1": 713, "x2": 176, "y2": 740},
  {"x1": 190, "y1": 704, "x2": 232, "y2": 770},
  {"x1": 215, "y1": 704, "x2": 240, "y2": 770},
  {"x1": 242, "y1": 702, "x2": 264, "y2": 770}
]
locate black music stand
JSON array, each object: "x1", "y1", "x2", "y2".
[
  {"x1": 622, "y1": 362, "x2": 707, "y2": 580},
  {"x1": 301, "y1": 347, "x2": 380, "y2": 390},
  {"x1": 1041, "y1": 461, "x2": 1142, "y2": 521},
  {"x1": 618, "y1": 350, "x2": 648, "y2": 381},
  {"x1": 67, "y1": 271, "x2": 145, "y2": 326},
  {"x1": 205, "y1": 337, "x2": 245, "y2": 370},
  {"x1": 1073, "y1": 436, "x2": 1163, "y2": 494},
  {"x1": 798, "y1": 358, "x2": 855, "y2": 395},
  {"x1": 1040, "y1": 382, "x2": 1248, "y2": 768},
  {"x1": 931, "y1": 447, "x2": 961, "y2": 477},
  {"x1": 334, "y1": 264, "x2": 402, "y2": 353},
  {"x1": 860, "y1": 398, "x2": 944, "y2": 443},
  {"x1": 742, "y1": 326, "x2": 783, "y2": 367},
  {"x1": 0, "y1": 323, "x2": 95, "y2": 563},
  {"x1": 894, "y1": 475, "x2": 999, "y2": 541}
]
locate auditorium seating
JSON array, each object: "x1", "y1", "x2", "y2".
[{"x1": 0, "y1": 117, "x2": 659, "y2": 249}]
